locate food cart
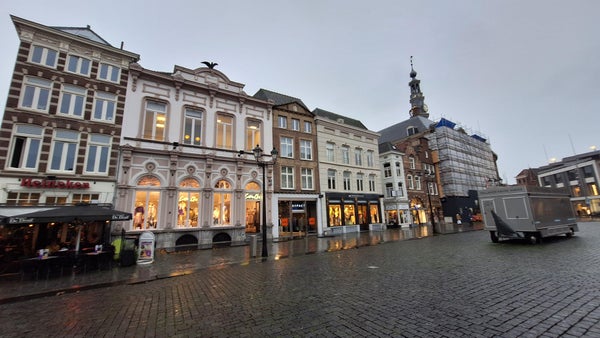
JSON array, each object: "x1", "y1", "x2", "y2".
[{"x1": 478, "y1": 186, "x2": 578, "y2": 244}]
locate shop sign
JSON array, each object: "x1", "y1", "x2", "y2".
[
  {"x1": 292, "y1": 202, "x2": 305, "y2": 211},
  {"x1": 137, "y1": 231, "x2": 155, "y2": 264},
  {"x1": 245, "y1": 193, "x2": 262, "y2": 200},
  {"x1": 21, "y1": 178, "x2": 90, "y2": 189}
]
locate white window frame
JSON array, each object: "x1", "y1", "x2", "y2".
[
  {"x1": 8, "y1": 124, "x2": 44, "y2": 170},
  {"x1": 303, "y1": 121, "x2": 312, "y2": 133},
  {"x1": 20, "y1": 76, "x2": 52, "y2": 112},
  {"x1": 280, "y1": 136, "x2": 294, "y2": 158},
  {"x1": 366, "y1": 150, "x2": 374, "y2": 167},
  {"x1": 369, "y1": 175, "x2": 376, "y2": 192},
  {"x1": 407, "y1": 175, "x2": 414, "y2": 190},
  {"x1": 246, "y1": 119, "x2": 261, "y2": 151},
  {"x1": 30, "y1": 45, "x2": 58, "y2": 68},
  {"x1": 355, "y1": 149, "x2": 363, "y2": 166},
  {"x1": 343, "y1": 171, "x2": 351, "y2": 191},
  {"x1": 97, "y1": 62, "x2": 121, "y2": 83},
  {"x1": 278, "y1": 116, "x2": 287, "y2": 128},
  {"x1": 409, "y1": 157, "x2": 416, "y2": 169},
  {"x1": 143, "y1": 101, "x2": 167, "y2": 141},
  {"x1": 342, "y1": 146, "x2": 350, "y2": 164},
  {"x1": 281, "y1": 166, "x2": 294, "y2": 189},
  {"x1": 66, "y1": 54, "x2": 91, "y2": 76},
  {"x1": 291, "y1": 118, "x2": 300, "y2": 131},
  {"x1": 58, "y1": 84, "x2": 87, "y2": 118},
  {"x1": 84, "y1": 134, "x2": 111, "y2": 175},
  {"x1": 301, "y1": 168, "x2": 314, "y2": 190},
  {"x1": 415, "y1": 176, "x2": 422, "y2": 190},
  {"x1": 216, "y1": 114, "x2": 233, "y2": 149},
  {"x1": 327, "y1": 169, "x2": 336, "y2": 190},
  {"x1": 356, "y1": 173, "x2": 364, "y2": 191},
  {"x1": 300, "y1": 140, "x2": 312, "y2": 160},
  {"x1": 49, "y1": 129, "x2": 79, "y2": 173},
  {"x1": 184, "y1": 108, "x2": 203, "y2": 145},
  {"x1": 92, "y1": 92, "x2": 117, "y2": 122},
  {"x1": 326, "y1": 143, "x2": 335, "y2": 162}
]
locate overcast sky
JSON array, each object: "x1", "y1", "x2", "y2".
[{"x1": 1, "y1": 1, "x2": 598, "y2": 184}]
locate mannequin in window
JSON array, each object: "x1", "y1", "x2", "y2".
[
  {"x1": 213, "y1": 206, "x2": 220, "y2": 224},
  {"x1": 134, "y1": 203, "x2": 144, "y2": 229}
]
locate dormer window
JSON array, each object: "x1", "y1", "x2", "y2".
[{"x1": 407, "y1": 126, "x2": 419, "y2": 136}]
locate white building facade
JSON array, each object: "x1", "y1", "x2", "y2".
[
  {"x1": 378, "y1": 143, "x2": 411, "y2": 227},
  {"x1": 314, "y1": 108, "x2": 384, "y2": 235},
  {"x1": 117, "y1": 63, "x2": 276, "y2": 249}
]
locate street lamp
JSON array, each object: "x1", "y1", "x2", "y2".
[
  {"x1": 252, "y1": 144, "x2": 278, "y2": 257},
  {"x1": 425, "y1": 173, "x2": 437, "y2": 234}
]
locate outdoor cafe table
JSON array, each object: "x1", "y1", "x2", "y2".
[{"x1": 21, "y1": 256, "x2": 59, "y2": 280}]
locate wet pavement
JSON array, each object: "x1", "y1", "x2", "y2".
[{"x1": 0, "y1": 223, "x2": 475, "y2": 304}]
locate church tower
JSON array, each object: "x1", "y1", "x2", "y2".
[{"x1": 408, "y1": 56, "x2": 429, "y2": 118}]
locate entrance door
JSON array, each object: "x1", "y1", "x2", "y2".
[{"x1": 357, "y1": 204, "x2": 368, "y2": 231}]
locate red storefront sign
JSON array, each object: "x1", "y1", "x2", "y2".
[{"x1": 20, "y1": 178, "x2": 90, "y2": 189}]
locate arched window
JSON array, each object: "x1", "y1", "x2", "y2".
[
  {"x1": 177, "y1": 178, "x2": 200, "y2": 228},
  {"x1": 133, "y1": 175, "x2": 161, "y2": 230},
  {"x1": 213, "y1": 180, "x2": 232, "y2": 225}
]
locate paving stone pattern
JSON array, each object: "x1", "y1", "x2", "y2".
[{"x1": 1, "y1": 223, "x2": 600, "y2": 337}]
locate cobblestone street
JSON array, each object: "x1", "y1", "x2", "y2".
[{"x1": 1, "y1": 223, "x2": 600, "y2": 337}]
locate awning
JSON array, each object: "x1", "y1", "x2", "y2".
[{"x1": 3, "y1": 205, "x2": 132, "y2": 225}]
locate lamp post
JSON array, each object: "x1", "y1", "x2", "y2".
[
  {"x1": 425, "y1": 173, "x2": 437, "y2": 234},
  {"x1": 252, "y1": 144, "x2": 278, "y2": 257}
]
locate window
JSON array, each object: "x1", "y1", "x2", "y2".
[
  {"x1": 301, "y1": 168, "x2": 314, "y2": 190},
  {"x1": 216, "y1": 114, "x2": 233, "y2": 149},
  {"x1": 386, "y1": 183, "x2": 394, "y2": 197},
  {"x1": 93, "y1": 92, "x2": 117, "y2": 122},
  {"x1": 300, "y1": 140, "x2": 312, "y2": 160},
  {"x1": 30, "y1": 45, "x2": 57, "y2": 68},
  {"x1": 85, "y1": 134, "x2": 111, "y2": 174},
  {"x1": 303, "y1": 121, "x2": 312, "y2": 133},
  {"x1": 66, "y1": 55, "x2": 91, "y2": 76},
  {"x1": 355, "y1": 149, "x2": 362, "y2": 166},
  {"x1": 567, "y1": 170, "x2": 578, "y2": 182},
  {"x1": 343, "y1": 171, "x2": 351, "y2": 191},
  {"x1": 59, "y1": 84, "x2": 86, "y2": 118},
  {"x1": 542, "y1": 176, "x2": 551, "y2": 186},
  {"x1": 49, "y1": 130, "x2": 79, "y2": 173},
  {"x1": 9, "y1": 125, "x2": 43, "y2": 170},
  {"x1": 369, "y1": 175, "x2": 376, "y2": 192},
  {"x1": 415, "y1": 176, "x2": 422, "y2": 190},
  {"x1": 280, "y1": 137, "x2": 293, "y2": 158},
  {"x1": 328, "y1": 169, "x2": 336, "y2": 189},
  {"x1": 278, "y1": 116, "x2": 287, "y2": 128},
  {"x1": 20, "y1": 76, "x2": 52, "y2": 112},
  {"x1": 342, "y1": 146, "x2": 350, "y2": 164},
  {"x1": 134, "y1": 176, "x2": 161, "y2": 229},
  {"x1": 409, "y1": 156, "x2": 416, "y2": 169},
  {"x1": 384, "y1": 163, "x2": 392, "y2": 177},
  {"x1": 246, "y1": 120, "x2": 261, "y2": 151},
  {"x1": 178, "y1": 178, "x2": 200, "y2": 228},
  {"x1": 184, "y1": 108, "x2": 203, "y2": 145},
  {"x1": 583, "y1": 165, "x2": 594, "y2": 178},
  {"x1": 143, "y1": 101, "x2": 167, "y2": 141},
  {"x1": 291, "y1": 119, "x2": 300, "y2": 131},
  {"x1": 588, "y1": 182, "x2": 599, "y2": 196},
  {"x1": 356, "y1": 173, "x2": 364, "y2": 191},
  {"x1": 407, "y1": 126, "x2": 419, "y2": 136},
  {"x1": 326, "y1": 143, "x2": 335, "y2": 161},
  {"x1": 97, "y1": 62, "x2": 121, "y2": 83},
  {"x1": 395, "y1": 162, "x2": 402, "y2": 176},
  {"x1": 213, "y1": 180, "x2": 232, "y2": 225},
  {"x1": 6, "y1": 192, "x2": 40, "y2": 206},
  {"x1": 281, "y1": 166, "x2": 294, "y2": 189},
  {"x1": 46, "y1": 196, "x2": 67, "y2": 205},
  {"x1": 366, "y1": 150, "x2": 374, "y2": 167},
  {"x1": 407, "y1": 175, "x2": 414, "y2": 189},
  {"x1": 72, "y1": 194, "x2": 100, "y2": 205},
  {"x1": 397, "y1": 182, "x2": 404, "y2": 196}
]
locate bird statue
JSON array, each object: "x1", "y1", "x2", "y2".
[{"x1": 202, "y1": 61, "x2": 218, "y2": 69}]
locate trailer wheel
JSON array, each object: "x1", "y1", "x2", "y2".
[
  {"x1": 490, "y1": 231, "x2": 499, "y2": 243},
  {"x1": 527, "y1": 233, "x2": 541, "y2": 244}
]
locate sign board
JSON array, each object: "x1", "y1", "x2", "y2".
[{"x1": 137, "y1": 231, "x2": 155, "y2": 264}]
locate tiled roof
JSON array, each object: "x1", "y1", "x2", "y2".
[
  {"x1": 313, "y1": 108, "x2": 368, "y2": 130},
  {"x1": 377, "y1": 116, "x2": 435, "y2": 144},
  {"x1": 253, "y1": 89, "x2": 310, "y2": 112},
  {"x1": 52, "y1": 26, "x2": 112, "y2": 46}
]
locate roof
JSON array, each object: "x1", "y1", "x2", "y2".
[
  {"x1": 313, "y1": 108, "x2": 368, "y2": 130},
  {"x1": 52, "y1": 25, "x2": 112, "y2": 46},
  {"x1": 253, "y1": 89, "x2": 311, "y2": 112},
  {"x1": 378, "y1": 142, "x2": 402, "y2": 154},
  {"x1": 377, "y1": 116, "x2": 435, "y2": 144}
]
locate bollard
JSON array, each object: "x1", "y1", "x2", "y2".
[{"x1": 249, "y1": 235, "x2": 258, "y2": 257}]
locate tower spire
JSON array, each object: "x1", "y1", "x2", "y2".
[{"x1": 408, "y1": 56, "x2": 429, "y2": 118}]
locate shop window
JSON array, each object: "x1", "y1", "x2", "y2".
[
  {"x1": 178, "y1": 178, "x2": 200, "y2": 228},
  {"x1": 344, "y1": 205, "x2": 356, "y2": 225},
  {"x1": 328, "y1": 204, "x2": 342, "y2": 226},
  {"x1": 213, "y1": 180, "x2": 232, "y2": 225},
  {"x1": 588, "y1": 182, "x2": 599, "y2": 196},
  {"x1": 245, "y1": 182, "x2": 260, "y2": 233},
  {"x1": 134, "y1": 176, "x2": 161, "y2": 230}
]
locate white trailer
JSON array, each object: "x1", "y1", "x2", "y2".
[{"x1": 478, "y1": 186, "x2": 578, "y2": 244}]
